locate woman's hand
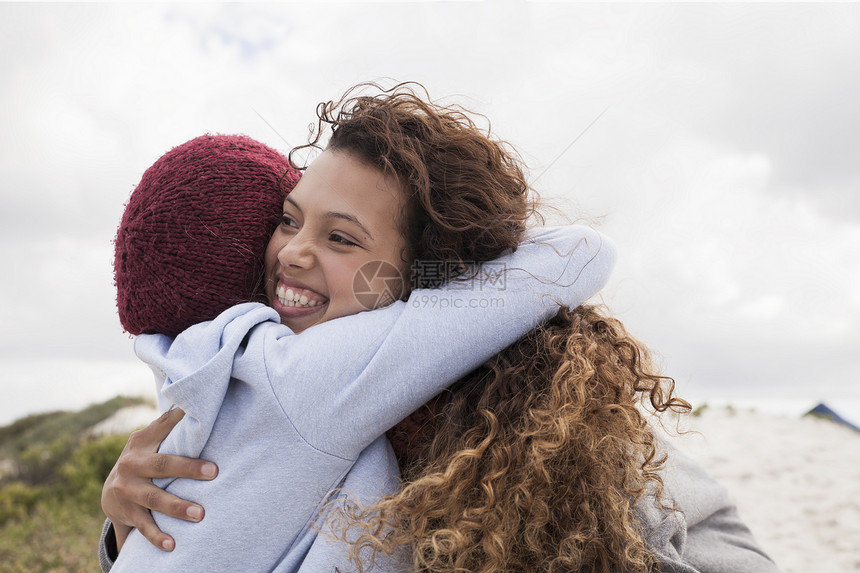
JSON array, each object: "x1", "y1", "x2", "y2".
[{"x1": 101, "y1": 407, "x2": 218, "y2": 552}]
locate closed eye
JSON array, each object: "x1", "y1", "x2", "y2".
[
  {"x1": 278, "y1": 214, "x2": 299, "y2": 229},
  {"x1": 330, "y1": 233, "x2": 359, "y2": 247}
]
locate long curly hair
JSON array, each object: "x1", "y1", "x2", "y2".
[
  {"x1": 342, "y1": 305, "x2": 689, "y2": 573},
  {"x1": 305, "y1": 83, "x2": 690, "y2": 572}
]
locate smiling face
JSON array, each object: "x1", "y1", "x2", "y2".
[{"x1": 264, "y1": 150, "x2": 409, "y2": 333}]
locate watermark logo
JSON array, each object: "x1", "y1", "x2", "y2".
[
  {"x1": 354, "y1": 260, "x2": 508, "y2": 311},
  {"x1": 411, "y1": 261, "x2": 507, "y2": 291},
  {"x1": 353, "y1": 260, "x2": 406, "y2": 310}
]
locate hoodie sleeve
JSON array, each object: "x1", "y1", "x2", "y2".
[
  {"x1": 136, "y1": 225, "x2": 615, "y2": 463},
  {"x1": 256, "y1": 224, "x2": 616, "y2": 459},
  {"x1": 636, "y1": 440, "x2": 783, "y2": 573}
]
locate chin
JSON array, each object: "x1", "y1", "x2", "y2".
[{"x1": 283, "y1": 314, "x2": 321, "y2": 335}]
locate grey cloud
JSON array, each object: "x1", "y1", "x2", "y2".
[
  {"x1": 2, "y1": 1, "x2": 858, "y2": 407},
  {"x1": 641, "y1": 4, "x2": 860, "y2": 220}
]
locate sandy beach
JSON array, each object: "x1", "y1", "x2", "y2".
[
  {"x1": 93, "y1": 403, "x2": 860, "y2": 572},
  {"x1": 663, "y1": 405, "x2": 860, "y2": 573}
]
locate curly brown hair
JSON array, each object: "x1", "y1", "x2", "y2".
[
  {"x1": 291, "y1": 81, "x2": 536, "y2": 287},
  {"x1": 339, "y1": 305, "x2": 689, "y2": 573},
  {"x1": 302, "y1": 83, "x2": 690, "y2": 572}
]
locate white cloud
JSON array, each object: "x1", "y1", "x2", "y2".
[
  {"x1": 584, "y1": 134, "x2": 860, "y2": 397},
  {"x1": 0, "y1": 238, "x2": 126, "y2": 360},
  {"x1": 1, "y1": 3, "x2": 858, "y2": 419}
]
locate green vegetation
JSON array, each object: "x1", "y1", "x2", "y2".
[
  {"x1": 691, "y1": 402, "x2": 709, "y2": 417},
  {"x1": 0, "y1": 396, "x2": 149, "y2": 572}
]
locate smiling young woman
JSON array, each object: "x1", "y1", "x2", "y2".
[{"x1": 264, "y1": 150, "x2": 408, "y2": 334}]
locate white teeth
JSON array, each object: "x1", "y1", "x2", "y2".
[{"x1": 277, "y1": 284, "x2": 323, "y2": 308}]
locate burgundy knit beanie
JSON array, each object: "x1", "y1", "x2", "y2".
[{"x1": 114, "y1": 134, "x2": 300, "y2": 336}]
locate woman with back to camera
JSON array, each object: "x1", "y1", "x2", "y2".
[{"x1": 102, "y1": 83, "x2": 780, "y2": 572}]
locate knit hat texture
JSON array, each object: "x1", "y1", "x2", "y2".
[{"x1": 114, "y1": 134, "x2": 300, "y2": 336}]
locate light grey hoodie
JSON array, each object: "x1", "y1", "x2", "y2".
[{"x1": 110, "y1": 225, "x2": 616, "y2": 572}]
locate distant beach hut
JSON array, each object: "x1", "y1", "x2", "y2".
[{"x1": 804, "y1": 403, "x2": 860, "y2": 433}]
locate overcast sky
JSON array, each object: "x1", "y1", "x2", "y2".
[{"x1": 1, "y1": 2, "x2": 858, "y2": 423}]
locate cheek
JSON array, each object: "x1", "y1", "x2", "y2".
[
  {"x1": 364, "y1": 267, "x2": 407, "y2": 305},
  {"x1": 264, "y1": 236, "x2": 284, "y2": 276},
  {"x1": 346, "y1": 257, "x2": 408, "y2": 312},
  {"x1": 325, "y1": 263, "x2": 362, "y2": 312}
]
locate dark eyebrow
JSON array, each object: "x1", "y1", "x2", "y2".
[
  {"x1": 324, "y1": 211, "x2": 374, "y2": 240},
  {"x1": 284, "y1": 196, "x2": 374, "y2": 241}
]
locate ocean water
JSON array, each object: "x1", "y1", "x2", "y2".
[{"x1": 1, "y1": 358, "x2": 859, "y2": 430}]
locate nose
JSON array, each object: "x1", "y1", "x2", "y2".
[{"x1": 277, "y1": 230, "x2": 316, "y2": 269}]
